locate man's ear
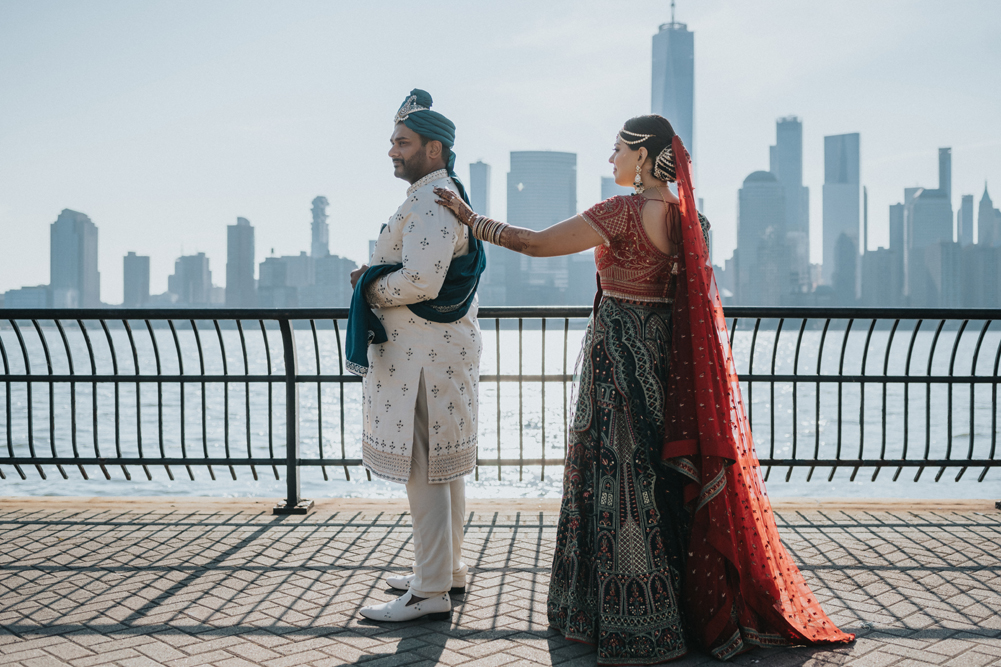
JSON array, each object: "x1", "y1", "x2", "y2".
[{"x1": 426, "y1": 140, "x2": 443, "y2": 161}]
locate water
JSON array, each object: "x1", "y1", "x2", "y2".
[{"x1": 2, "y1": 320, "x2": 999, "y2": 500}]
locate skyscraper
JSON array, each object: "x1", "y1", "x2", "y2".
[
  {"x1": 822, "y1": 133, "x2": 860, "y2": 285},
  {"x1": 958, "y1": 194, "x2": 974, "y2": 246},
  {"x1": 736, "y1": 171, "x2": 786, "y2": 305},
  {"x1": 506, "y1": 151, "x2": 578, "y2": 305},
  {"x1": 123, "y1": 252, "x2": 150, "y2": 307},
  {"x1": 226, "y1": 217, "x2": 256, "y2": 307},
  {"x1": 769, "y1": 116, "x2": 810, "y2": 293},
  {"x1": 905, "y1": 151, "x2": 955, "y2": 306},
  {"x1": 978, "y1": 184, "x2": 997, "y2": 247},
  {"x1": 651, "y1": 13, "x2": 694, "y2": 161},
  {"x1": 168, "y1": 253, "x2": 212, "y2": 305},
  {"x1": 601, "y1": 176, "x2": 632, "y2": 200},
  {"x1": 311, "y1": 196, "x2": 330, "y2": 258},
  {"x1": 50, "y1": 209, "x2": 100, "y2": 307},
  {"x1": 469, "y1": 161, "x2": 491, "y2": 216}
]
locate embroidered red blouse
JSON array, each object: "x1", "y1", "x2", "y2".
[{"x1": 581, "y1": 194, "x2": 679, "y2": 304}]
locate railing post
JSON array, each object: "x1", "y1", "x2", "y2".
[{"x1": 274, "y1": 318, "x2": 313, "y2": 515}]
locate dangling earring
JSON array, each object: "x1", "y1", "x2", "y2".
[{"x1": 633, "y1": 164, "x2": 645, "y2": 194}]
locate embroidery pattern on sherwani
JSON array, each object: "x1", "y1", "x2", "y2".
[{"x1": 361, "y1": 173, "x2": 481, "y2": 484}]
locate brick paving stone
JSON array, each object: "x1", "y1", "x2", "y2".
[{"x1": 1, "y1": 506, "x2": 1000, "y2": 666}]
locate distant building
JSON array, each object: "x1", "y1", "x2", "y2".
[
  {"x1": 258, "y1": 252, "x2": 314, "y2": 308},
  {"x1": 503, "y1": 151, "x2": 577, "y2": 305},
  {"x1": 168, "y1": 253, "x2": 212, "y2": 305},
  {"x1": 3, "y1": 285, "x2": 49, "y2": 308},
  {"x1": 311, "y1": 196, "x2": 330, "y2": 258},
  {"x1": 123, "y1": 252, "x2": 150, "y2": 307},
  {"x1": 600, "y1": 176, "x2": 632, "y2": 200},
  {"x1": 822, "y1": 133, "x2": 860, "y2": 286},
  {"x1": 960, "y1": 244, "x2": 999, "y2": 307},
  {"x1": 905, "y1": 150, "x2": 955, "y2": 305},
  {"x1": 979, "y1": 184, "x2": 999, "y2": 247},
  {"x1": 300, "y1": 254, "x2": 358, "y2": 307},
  {"x1": 469, "y1": 161, "x2": 491, "y2": 216},
  {"x1": 769, "y1": 116, "x2": 810, "y2": 293},
  {"x1": 226, "y1": 217, "x2": 256, "y2": 307},
  {"x1": 50, "y1": 209, "x2": 100, "y2": 307},
  {"x1": 861, "y1": 248, "x2": 902, "y2": 307},
  {"x1": 651, "y1": 17, "x2": 694, "y2": 162},
  {"x1": 736, "y1": 170, "x2": 786, "y2": 305},
  {"x1": 958, "y1": 195, "x2": 974, "y2": 247}
]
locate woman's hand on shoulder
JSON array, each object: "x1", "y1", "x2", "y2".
[{"x1": 433, "y1": 187, "x2": 476, "y2": 226}]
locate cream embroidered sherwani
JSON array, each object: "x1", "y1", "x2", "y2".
[{"x1": 362, "y1": 169, "x2": 481, "y2": 484}]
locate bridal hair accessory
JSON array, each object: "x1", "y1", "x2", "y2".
[
  {"x1": 471, "y1": 215, "x2": 508, "y2": 245},
  {"x1": 394, "y1": 94, "x2": 430, "y2": 124},
  {"x1": 653, "y1": 146, "x2": 677, "y2": 183},
  {"x1": 633, "y1": 164, "x2": 646, "y2": 193},
  {"x1": 619, "y1": 128, "x2": 655, "y2": 146}
]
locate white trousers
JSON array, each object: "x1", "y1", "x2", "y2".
[{"x1": 406, "y1": 371, "x2": 467, "y2": 597}]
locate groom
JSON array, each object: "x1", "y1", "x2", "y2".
[{"x1": 348, "y1": 89, "x2": 484, "y2": 622}]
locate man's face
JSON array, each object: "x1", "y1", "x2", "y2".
[{"x1": 388, "y1": 123, "x2": 431, "y2": 183}]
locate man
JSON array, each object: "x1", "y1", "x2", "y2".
[{"x1": 347, "y1": 89, "x2": 484, "y2": 622}]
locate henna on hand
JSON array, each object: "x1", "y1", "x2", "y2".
[{"x1": 433, "y1": 187, "x2": 476, "y2": 226}]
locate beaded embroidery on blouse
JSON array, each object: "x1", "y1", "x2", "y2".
[{"x1": 581, "y1": 195, "x2": 679, "y2": 304}]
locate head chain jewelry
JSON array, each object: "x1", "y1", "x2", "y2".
[
  {"x1": 619, "y1": 128, "x2": 655, "y2": 146},
  {"x1": 653, "y1": 146, "x2": 677, "y2": 183}
]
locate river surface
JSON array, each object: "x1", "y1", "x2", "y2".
[{"x1": 2, "y1": 319, "x2": 1000, "y2": 500}]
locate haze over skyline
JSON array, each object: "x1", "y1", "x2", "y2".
[{"x1": 1, "y1": 0, "x2": 999, "y2": 301}]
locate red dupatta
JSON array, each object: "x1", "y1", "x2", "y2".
[{"x1": 663, "y1": 135, "x2": 855, "y2": 659}]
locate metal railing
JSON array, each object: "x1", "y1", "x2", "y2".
[{"x1": 2, "y1": 307, "x2": 1000, "y2": 512}]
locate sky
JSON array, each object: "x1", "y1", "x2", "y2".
[{"x1": 1, "y1": 0, "x2": 1000, "y2": 302}]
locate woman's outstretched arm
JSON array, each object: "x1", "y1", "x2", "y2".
[{"x1": 434, "y1": 186, "x2": 603, "y2": 258}]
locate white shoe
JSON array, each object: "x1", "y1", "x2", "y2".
[
  {"x1": 386, "y1": 571, "x2": 466, "y2": 593},
  {"x1": 359, "y1": 590, "x2": 451, "y2": 622}
]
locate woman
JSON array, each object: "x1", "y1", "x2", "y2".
[{"x1": 434, "y1": 115, "x2": 854, "y2": 664}]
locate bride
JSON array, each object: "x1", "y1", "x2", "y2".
[{"x1": 434, "y1": 114, "x2": 854, "y2": 664}]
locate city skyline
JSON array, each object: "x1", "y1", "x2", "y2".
[{"x1": 1, "y1": 1, "x2": 1000, "y2": 300}]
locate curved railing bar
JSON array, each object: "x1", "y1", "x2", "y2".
[
  {"x1": 915, "y1": 319, "x2": 946, "y2": 482},
  {"x1": 872, "y1": 319, "x2": 901, "y2": 482},
  {"x1": 32, "y1": 319, "x2": 67, "y2": 479},
  {"x1": 850, "y1": 319, "x2": 877, "y2": 482},
  {"x1": 984, "y1": 327, "x2": 1001, "y2": 482},
  {"x1": 212, "y1": 319, "x2": 236, "y2": 480},
  {"x1": 259, "y1": 320, "x2": 279, "y2": 480},
  {"x1": 563, "y1": 317, "x2": 570, "y2": 462},
  {"x1": 167, "y1": 320, "x2": 194, "y2": 480},
  {"x1": 938, "y1": 320, "x2": 969, "y2": 482},
  {"x1": 54, "y1": 320, "x2": 86, "y2": 480},
  {"x1": 309, "y1": 319, "x2": 327, "y2": 482},
  {"x1": 786, "y1": 318, "x2": 807, "y2": 482},
  {"x1": 495, "y1": 317, "x2": 501, "y2": 481},
  {"x1": 895, "y1": 320, "x2": 924, "y2": 482},
  {"x1": 10, "y1": 319, "x2": 43, "y2": 479},
  {"x1": 958, "y1": 319, "x2": 990, "y2": 482},
  {"x1": 331, "y1": 318, "x2": 348, "y2": 481},
  {"x1": 829, "y1": 318, "x2": 855, "y2": 481},
  {"x1": 77, "y1": 320, "x2": 114, "y2": 480},
  {"x1": 808, "y1": 318, "x2": 831, "y2": 482},
  {"x1": 747, "y1": 317, "x2": 762, "y2": 431},
  {"x1": 236, "y1": 320, "x2": 257, "y2": 481},
  {"x1": 143, "y1": 319, "x2": 173, "y2": 480},
  {"x1": 540, "y1": 318, "x2": 547, "y2": 481},
  {"x1": 96, "y1": 316, "x2": 127, "y2": 478},
  {"x1": 0, "y1": 328, "x2": 24, "y2": 479},
  {"x1": 190, "y1": 319, "x2": 213, "y2": 479},
  {"x1": 765, "y1": 318, "x2": 785, "y2": 480},
  {"x1": 122, "y1": 319, "x2": 152, "y2": 481}
]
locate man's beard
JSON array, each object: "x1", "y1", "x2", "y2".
[{"x1": 393, "y1": 146, "x2": 433, "y2": 184}]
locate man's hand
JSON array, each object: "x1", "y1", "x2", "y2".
[{"x1": 350, "y1": 264, "x2": 369, "y2": 289}]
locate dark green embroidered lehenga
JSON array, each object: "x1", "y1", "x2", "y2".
[{"x1": 548, "y1": 297, "x2": 692, "y2": 664}]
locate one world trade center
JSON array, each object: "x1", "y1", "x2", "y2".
[{"x1": 651, "y1": 10, "x2": 694, "y2": 164}]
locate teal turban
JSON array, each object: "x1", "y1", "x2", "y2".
[{"x1": 394, "y1": 88, "x2": 469, "y2": 205}]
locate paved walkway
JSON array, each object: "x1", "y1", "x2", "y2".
[{"x1": 1, "y1": 497, "x2": 999, "y2": 667}]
